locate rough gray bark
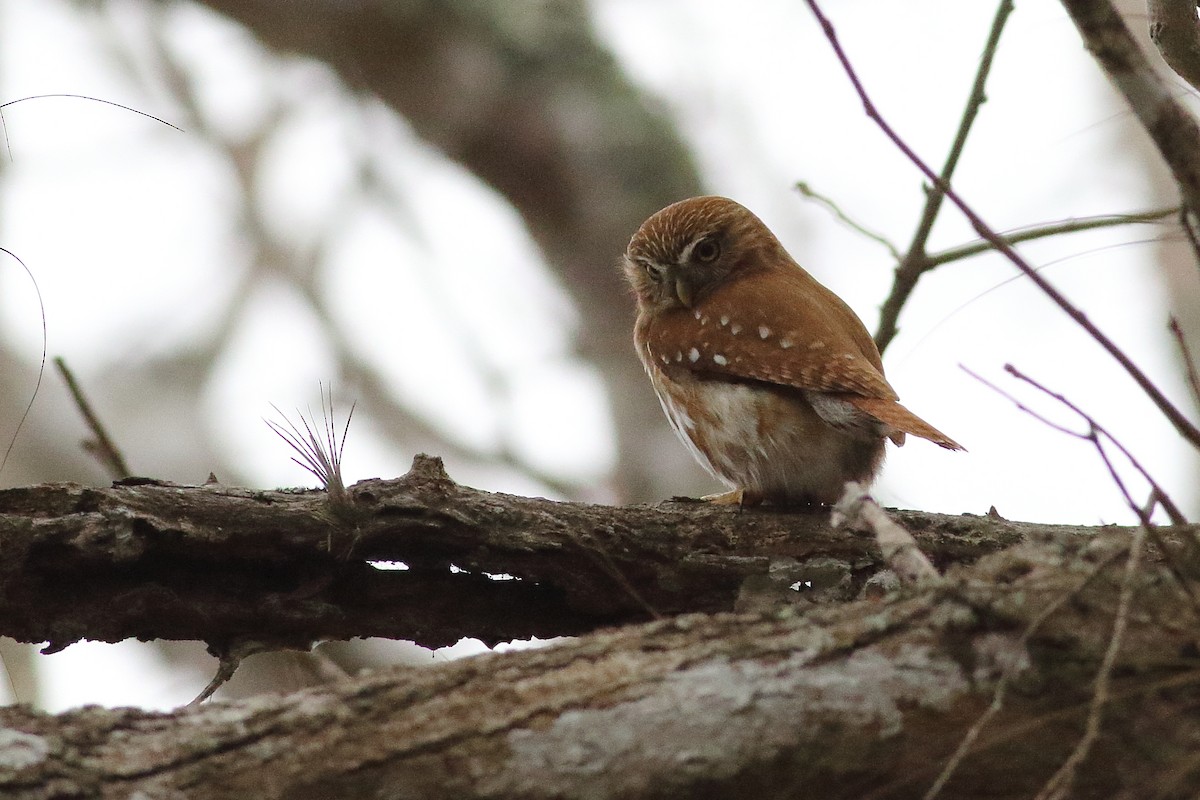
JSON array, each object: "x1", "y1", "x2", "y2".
[
  {"x1": 0, "y1": 513, "x2": 1195, "y2": 800},
  {"x1": 0, "y1": 455, "x2": 1037, "y2": 656},
  {"x1": 1148, "y1": 0, "x2": 1200, "y2": 93}
]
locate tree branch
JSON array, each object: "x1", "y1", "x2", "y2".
[
  {"x1": 1148, "y1": 0, "x2": 1200, "y2": 94},
  {"x1": 0, "y1": 455, "x2": 1041, "y2": 656},
  {"x1": 1061, "y1": 0, "x2": 1200, "y2": 217},
  {"x1": 0, "y1": 526, "x2": 1195, "y2": 799}
]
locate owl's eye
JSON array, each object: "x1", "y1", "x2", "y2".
[
  {"x1": 643, "y1": 260, "x2": 667, "y2": 283},
  {"x1": 692, "y1": 237, "x2": 721, "y2": 263}
]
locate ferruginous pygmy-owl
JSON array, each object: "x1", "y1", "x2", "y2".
[{"x1": 623, "y1": 196, "x2": 961, "y2": 506}]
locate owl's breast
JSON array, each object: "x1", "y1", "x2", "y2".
[{"x1": 638, "y1": 350, "x2": 884, "y2": 504}]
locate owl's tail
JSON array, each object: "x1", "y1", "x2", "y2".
[{"x1": 844, "y1": 396, "x2": 964, "y2": 451}]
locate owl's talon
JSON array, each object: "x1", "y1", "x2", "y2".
[
  {"x1": 700, "y1": 489, "x2": 743, "y2": 505},
  {"x1": 699, "y1": 488, "x2": 763, "y2": 507}
]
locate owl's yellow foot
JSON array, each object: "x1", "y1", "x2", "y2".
[
  {"x1": 700, "y1": 488, "x2": 763, "y2": 507},
  {"x1": 701, "y1": 489, "x2": 741, "y2": 505}
]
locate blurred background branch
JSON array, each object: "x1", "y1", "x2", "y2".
[{"x1": 145, "y1": 0, "x2": 708, "y2": 501}]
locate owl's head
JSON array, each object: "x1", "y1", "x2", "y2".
[{"x1": 622, "y1": 196, "x2": 785, "y2": 313}]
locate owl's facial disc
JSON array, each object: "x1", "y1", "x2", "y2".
[{"x1": 627, "y1": 228, "x2": 728, "y2": 311}]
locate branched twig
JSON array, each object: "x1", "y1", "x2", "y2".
[
  {"x1": 54, "y1": 357, "x2": 132, "y2": 481},
  {"x1": 998, "y1": 366, "x2": 1200, "y2": 604},
  {"x1": 965, "y1": 365, "x2": 1200, "y2": 612},
  {"x1": 874, "y1": 0, "x2": 1014, "y2": 354},
  {"x1": 805, "y1": 0, "x2": 1200, "y2": 450},
  {"x1": 1005, "y1": 365, "x2": 1185, "y2": 525},
  {"x1": 963, "y1": 365, "x2": 1185, "y2": 525}
]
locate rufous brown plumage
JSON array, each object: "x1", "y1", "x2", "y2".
[{"x1": 623, "y1": 195, "x2": 961, "y2": 505}]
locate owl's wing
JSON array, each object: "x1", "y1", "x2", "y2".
[
  {"x1": 643, "y1": 268, "x2": 963, "y2": 450},
  {"x1": 644, "y1": 268, "x2": 894, "y2": 397}
]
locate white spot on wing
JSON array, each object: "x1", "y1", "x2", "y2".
[
  {"x1": 730, "y1": 323, "x2": 742, "y2": 335},
  {"x1": 675, "y1": 351, "x2": 683, "y2": 362},
  {"x1": 713, "y1": 354, "x2": 728, "y2": 366},
  {"x1": 780, "y1": 337, "x2": 794, "y2": 349},
  {"x1": 694, "y1": 310, "x2": 703, "y2": 320},
  {"x1": 720, "y1": 315, "x2": 729, "y2": 326},
  {"x1": 688, "y1": 347, "x2": 700, "y2": 363},
  {"x1": 758, "y1": 325, "x2": 771, "y2": 339}
]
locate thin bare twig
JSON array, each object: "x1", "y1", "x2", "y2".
[
  {"x1": 304, "y1": 647, "x2": 353, "y2": 684},
  {"x1": 951, "y1": 356, "x2": 1175, "y2": 800},
  {"x1": 1179, "y1": 207, "x2": 1200, "y2": 269},
  {"x1": 832, "y1": 482, "x2": 939, "y2": 586},
  {"x1": 188, "y1": 640, "x2": 274, "y2": 706},
  {"x1": 1169, "y1": 316, "x2": 1200, "y2": 408},
  {"x1": 997, "y1": 365, "x2": 1200, "y2": 607},
  {"x1": 875, "y1": 0, "x2": 1014, "y2": 354},
  {"x1": 795, "y1": 181, "x2": 901, "y2": 260},
  {"x1": 0, "y1": 93, "x2": 180, "y2": 162},
  {"x1": 965, "y1": 365, "x2": 1200, "y2": 612},
  {"x1": 188, "y1": 652, "x2": 242, "y2": 706},
  {"x1": 963, "y1": 364, "x2": 1185, "y2": 525},
  {"x1": 805, "y1": 0, "x2": 1200, "y2": 449},
  {"x1": 922, "y1": 207, "x2": 1178, "y2": 270},
  {"x1": 797, "y1": 188, "x2": 1172, "y2": 277},
  {"x1": 1002, "y1": 364, "x2": 1186, "y2": 525},
  {"x1": 54, "y1": 357, "x2": 131, "y2": 480},
  {"x1": 0, "y1": 248, "x2": 47, "y2": 480}
]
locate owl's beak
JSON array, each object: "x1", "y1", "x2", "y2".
[{"x1": 674, "y1": 276, "x2": 694, "y2": 309}]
